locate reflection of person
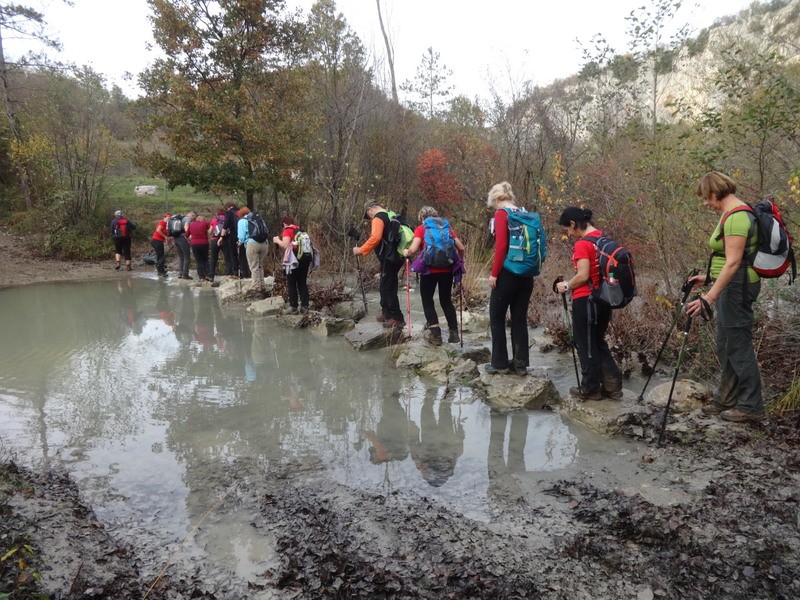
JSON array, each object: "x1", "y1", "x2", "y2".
[
  {"x1": 686, "y1": 172, "x2": 764, "y2": 423},
  {"x1": 273, "y1": 215, "x2": 311, "y2": 313},
  {"x1": 117, "y1": 279, "x2": 143, "y2": 335},
  {"x1": 410, "y1": 395, "x2": 464, "y2": 487},
  {"x1": 150, "y1": 214, "x2": 170, "y2": 277},
  {"x1": 110, "y1": 210, "x2": 135, "y2": 271},
  {"x1": 486, "y1": 182, "x2": 533, "y2": 375},
  {"x1": 403, "y1": 206, "x2": 465, "y2": 345},
  {"x1": 360, "y1": 397, "x2": 419, "y2": 464},
  {"x1": 556, "y1": 206, "x2": 623, "y2": 400},
  {"x1": 353, "y1": 199, "x2": 405, "y2": 330},
  {"x1": 487, "y1": 411, "x2": 527, "y2": 504}
]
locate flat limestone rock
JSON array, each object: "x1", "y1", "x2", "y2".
[
  {"x1": 310, "y1": 316, "x2": 356, "y2": 336},
  {"x1": 248, "y1": 297, "x2": 285, "y2": 316},
  {"x1": 324, "y1": 301, "x2": 366, "y2": 322},
  {"x1": 560, "y1": 389, "x2": 651, "y2": 435},
  {"x1": 476, "y1": 367, "x2": 560, "y2": 411},
  {"x1": 345, "y1": 323, "x2": 407, "y2": 351},
  {"x1": 645, "y1": 379, "x2": 709, "y2": 413}
]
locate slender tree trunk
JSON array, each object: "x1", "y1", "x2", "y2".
[
  {"x1": 376, "y1": 0, "x2": 398, "y2": 104},
  {"x1": 0, "y1": 28, "x2": 33, "y2": 209}
]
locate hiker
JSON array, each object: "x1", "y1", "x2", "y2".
[
  {"x1": 353, "y1": 199, "x2": 405, "y2": 330},
  {"x1": 236, "y1": 207, "x2": 252, "y2": 279},
  {"x1": 685, "y1": 172, "x2": 764, "y2": 423},
  {"x1": 150, "y1": 213, "x2": 170, "y2": 277},
  {"x1": 273, "y1": 215, "x2": 312, "y2": 313},
  {"x1": 172, "y1": 212, "x2": 192, "y2": 279},
  {"x1": 186, "y1": 212, "x2": 211, "y2": 281},
  {"x1": 556, "y1": 206, "x2": 623, "y2": 400},
  {"x1": 403, "y1": 206, "x2": 465, "y2": 345},
  {"x1": 485, "y1": 182, "x2": 535, "y2": 376},
  {"x1": 208, "y1": 208, "x2": 226, "y2": 281},
  {"x1": 236, "y1": 207, "x2": 266, "y2": 291},
  {"x1": 110, "y1": 210, "x2": 135, "y2": 271},
  {"x1": 220, "y1": 203, "x2": 240, "y2": 277}
]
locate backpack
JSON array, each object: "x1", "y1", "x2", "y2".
[
  {"x1": 378, "y1": 210, "x2": 414, "y2": 262},
  {"x1": 582, "y1": 233, "x2": 637, "y2": 309},
  {"x1": 293, "y1": 228, "x2": 313, "y2": 259},
  {"x1": 715, "y1": 199, "x2": 796, "y2": 283},
  {"x1": 501, "y1": 208, "x2": 546, "y2": 277},
  {"x1": 112, "y1": 218, "x2": 131, "y2": 238},
  {"x1": 422, "y1": 217, "x2": 458, "y2": 268},
  {"x1": 211, "y1": 218, "x2": 223, "y2": 238},
  {"x1": 247, "y1": 213, "x2": 269, "y2": 243},
  {"x1": 167, "y1": 214, "x2": 185, "y2": 237}
]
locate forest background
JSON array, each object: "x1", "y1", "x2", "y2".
[{"x1": 0, "y1": 0, "x2": 798, "y2": 411}]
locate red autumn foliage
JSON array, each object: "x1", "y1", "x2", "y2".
[{"x1": 417, "y1": 148, "x2": 463, "y2": 209}]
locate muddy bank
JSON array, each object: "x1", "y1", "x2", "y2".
[{"x1": 3, "y1": 407, "x2": 799, "y2": 599}]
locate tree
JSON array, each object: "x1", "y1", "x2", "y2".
[
  {"x1": 136, "y1": 0, "x2": 309, "y2": 209},
  {"x1": 417, "y1": 148, "x2": 462, "y2": 209},
  {"x1": 401, "y1": 47, "x2": 454, "y2": 119}
]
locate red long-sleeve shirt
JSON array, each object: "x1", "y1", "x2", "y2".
[{"x1": 490, "y1": 209, "x2": 509, "y2": 277}]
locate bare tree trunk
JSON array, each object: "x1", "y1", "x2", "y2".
[
  {"x1": 376, "y1": 0, "x2": 398, "y2": 104},
  {"x1": 0, "y1": 28, "x2": 33, "y2": 209}
]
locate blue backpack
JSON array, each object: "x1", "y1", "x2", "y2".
[
  {"x1": 423, "y1": 217, "x2": 457, "y2": 268},
  {"x1": 502, "y1": 208, "x2": 546, "y2": 277}
]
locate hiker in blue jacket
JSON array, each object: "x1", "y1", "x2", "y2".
[{"x1": 403, "y1": 206, "x2": 465, "y2": 345}]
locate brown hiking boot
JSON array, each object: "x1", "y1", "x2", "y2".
[
  {"x1": 569, "y1": 386, "x2": 603, "y2": 401},
  {"x1": 720, "y1": 408, "x2": 766, "y2": 423},
  {"x1": 448, "y1": 329, "x2": 460, "y2": 343},
  {"x1": 424, "y1": 328, "x2": 442, "y2": 346},
  {"x1": 701, "y1": 402, "x2": 734, "y2": 416},
  {"x1": 376, "y1": 313, "x2": 387, "y2": 323}
]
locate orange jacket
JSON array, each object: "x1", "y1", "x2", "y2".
[{"x1": 357, "y1": 213, "x2": 386, "y2": 256}]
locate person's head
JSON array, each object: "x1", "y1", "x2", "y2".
[
  {"x1": 237, "y1": 206, "x2": 251, "y2": 218},
  {"x1": 418, "y1": 206, "x2": 438, "y2": 222},
  {"x1": 486, "y1": 182, "x2": 515, "y2": 208},
  {"x1": 226, "y1": 202, "x2": 237, "y2": 211},
  {"x1": 187, "y1": 210, "x2": 197, "y2": 220},
  {"x1": 558, "y1": 206, "x2": 593, "y2": 237},
  {"x1": 163, "y1": 213, "x2": 171, "y2": 221},
  {"x1": 114, "y1": 210, "x2": 123, "y2": 218},
  {"x1": 216, "y1": 208, "x2": 225, "y2": 216},
  {"x1": 195, "y1": 214, "x2": 206, "y2": 221},
  {"x1": 363, "y1": 199, "x2": 383, "y2": 219},
  {"x1": 697, "y1": 172, "x2": 736, "y2": 203},
  {"x1": 280, "y1": 215, "x2": 296, "y2": 227}
]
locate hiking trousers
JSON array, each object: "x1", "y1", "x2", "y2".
[
  {"x1": 287, "y1": 255, "x2": 312, "y2": 309},
  {"x1": 379, "y1": 259, "x2": 405, "y2": 322},
  {"x1": 209, "y1": 238, "x2": 221, "y2": 279},
  {"x1": 245, "y1": 241, "x2": 268, "y2": 289},
  {"x1": 572, "y1": 296, "x2": 622, "y2": 394},
  {"x1": 174, "y1": 235, "x2": 191, "y2": 277},
  {"x1": 150, "y1": 239, "x2": 167, "y2": 274},
  {"x1": 191, "y1": 244, "x2": 209, "y2": 280},
  {"x1": 488, "y1": 269, "x2": 533, "y2": 370},
  {"x1": 715, "y1": 277, "x2": 763, "y2": 414},
  {"x1": 419, "y1": 272, "x2": 458, "y2": 331}
]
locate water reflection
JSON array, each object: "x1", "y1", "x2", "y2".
[{"x1": 0, "y1": 279, "x2": 586, "y2": 580}]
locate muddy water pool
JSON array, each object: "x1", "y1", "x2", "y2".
[{"x1": 0, "y1": 277, "x2": 645, "y2": 580}]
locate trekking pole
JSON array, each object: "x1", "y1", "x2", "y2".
[
  {"x1": 638, "y1": 269, "x2": 698, "y2": 401},
  {"x1": 347, "y1": 226, "x2": 368, "y2": 314},
  {"x1": 459, "y1": 280, "x2": 464, "y2": 349},
  {"x1": 405, "y1": 258, "x2": 412, "y2": 337},
  {"x1": 657, "y1": 295, "x2": 711, "y2": 447},
  {"x1": 553, "y1": 276, "x2": 580, "y2": 387}
]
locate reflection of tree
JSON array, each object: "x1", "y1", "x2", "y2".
[
  {"x1": 487, "y1": 411, "x2": 528, "y2": 505},
  {"x1": 410, "y1": 391, "x2": 465, "y2": 487}
]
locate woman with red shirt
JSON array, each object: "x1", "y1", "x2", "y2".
[
  {"x1": 403, "y1": 206, "x2": 465, "y2": 345},
  {"x1": 186, "y1": 213, "x2": 211, "y2": 281},
  {"x1": 556, "y1": 207, "x2": 622, "y2": 400},
  {"x1": 150, "y1": 214, "x2": 170, "y2": 277},
  {"x1": 486, "y1": 182, "x2": 535, "y2": 376},
  {"x1": 272, "y1": 215, "x2": 312, "y2": 313}
]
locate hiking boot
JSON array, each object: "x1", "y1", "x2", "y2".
[
  {"x1": 601, "y1": 389, "x2": 624, "y2": 400},
  {"x1": 300, "y1": 306, "x2": 309, "y2": 314},
  {"x1": 701, "y1": 402, "x2": 734, "y2": 416},
  {"x1": 114, "y1": 262, "x2": 121, "y2": 270},
  {"x1": 720, "y1": 408, "x2": 766, "y2": 423},
  {"x1": 448, "y1": 329, "x2": 460, "y2": 343},
  {"x1": 385, "y1": 319, "x2": 405, "y2": 330},
  {"x1": 424, "y1": 328, "x2": 443, "y2": 346},
  {"x1": 513, "y1": 364, "x2": 528, "y2": 377},
  {"x1": 569, "y1": 386, "x2": 603, "y2": 401},
  {"x1": 158, "y1": 271, "x2": 168, "y2": 277},
  {"x1": 376, "y1": 313, "x2": 387, "y2": 323},
  {"x1": 287, "y1": 306, "x2": 299, "y2": 315},
  {"x1": 484, "y1": 363, "x2": 510, "y2": 375},
  {"x1": 126, "y1": 265, "x2": 132, "y2": 271}
]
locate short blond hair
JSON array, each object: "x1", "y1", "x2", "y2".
[
  {"x1": 697, "y1": 172, "x2": 737, "y2": 201},
  {"x1": 487, "y1": 181, "x2": 514, "y2": 208},
  {"x1": 418, "y1": 206, "x2": 438, "y2": 221}
]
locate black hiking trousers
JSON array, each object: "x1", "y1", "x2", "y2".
[
  {"x1": 419, "y1": 272, "x2": 458, "y2": 331},
  {"x1": 379, "y1": 259, "x2": 405, "y2": 322},
  {"x1": 488, "y1": 269, "x2": 533, "y2": 370},
  {"x1": 571, "y1": 295, "x2": 622, "y2": 394}
]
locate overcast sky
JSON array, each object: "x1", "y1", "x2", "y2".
[{"x1": 4, "y1": 0, "x2": 758, "y2": 99}]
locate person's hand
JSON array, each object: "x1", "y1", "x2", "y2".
[
  {"x1": 686, "y1": 295, "x2": 712, "y2": 317},
  {"x1": 686, "y1": 274, "x2": 707, "y2": 291},
  {"x1": 488, "y1": 275, "x2": 497, "y2": 289},
  {"x1": 352, "y1": 247, "x2": 361, "y2": 256},
  {"x1": 557, "y1": 281, "x2": 569, "y2": 295}
]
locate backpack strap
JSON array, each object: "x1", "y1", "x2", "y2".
[{"x1": 708, "y1": 204, "x2": 758, "y2": 303}]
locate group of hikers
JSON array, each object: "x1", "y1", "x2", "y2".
[{"x1": 113, "y1": 170, "x2": 785, "y2": 426}]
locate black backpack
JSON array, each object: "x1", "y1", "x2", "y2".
[
  {"x1": 167, "y1": 214, "x2": 185, "y2": 237},
  {"x1": 248, "y1": 213, "x2": 269, "y2": 243},
  {"x1": 582, "y1": 233, "x2": 637, "y2": 308}
]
